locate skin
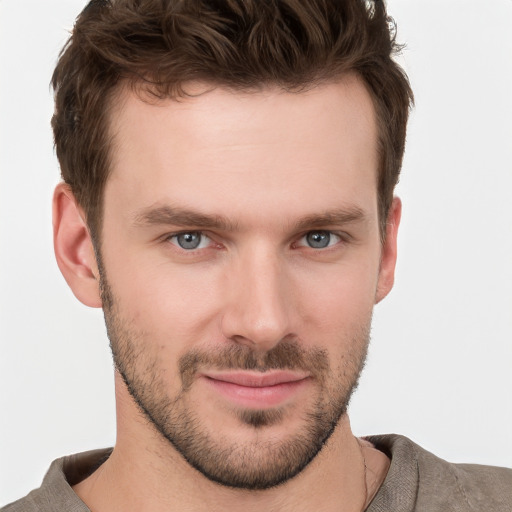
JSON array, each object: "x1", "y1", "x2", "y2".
[{"x1": 53, "y1": 76, "x2": 400, "y2": 511}]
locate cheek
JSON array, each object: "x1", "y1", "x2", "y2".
[
  {"x1": 104, "y1": 253, "x2": 224, "y2": 341},
  {"x1": 297, "y1": 258, "x2": 380, "y2": 327},
  {"x1": 103, "y1": 261, "x2": 226, "y2": 394}
]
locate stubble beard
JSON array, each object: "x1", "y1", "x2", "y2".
[{"x1": 100, "y1": 274, "x2": 371, "y2": 490}]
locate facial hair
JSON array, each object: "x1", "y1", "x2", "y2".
[{"x1": 99, "y1": 272, "x2": 370, "y2": 490}]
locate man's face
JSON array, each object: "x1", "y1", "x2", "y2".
[{"x1": 98, "y1": 77, "x2": 396, "y2": 489}]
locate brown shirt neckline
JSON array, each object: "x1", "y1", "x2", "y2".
[{"x1": 2, "y1": 434, "x2": 511, "y2": 511}]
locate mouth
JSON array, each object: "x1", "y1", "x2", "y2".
[{"x1": 199, "y1": 370, "x2": 311, "y2": 409}]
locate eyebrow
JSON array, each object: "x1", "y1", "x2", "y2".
[
  {"x1": 133, "y1": 204, "x2": 367, "y2": 232},
  {"x1": 133, "y1": 205, "x2": 239, "y2": 231},
  {"x1": 292, "y1": 207, "x2": 367, "y2": 232}
]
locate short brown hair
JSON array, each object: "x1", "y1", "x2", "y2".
[{"x1": 52, "y1": 0, "x2": 413, "y2": 244}]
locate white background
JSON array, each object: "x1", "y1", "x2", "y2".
[{"x1": 1, "y1": 0, "x2": 511, "y2": 505}]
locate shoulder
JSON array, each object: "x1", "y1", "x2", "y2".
[
  {"x1": 366, "y1": 434, "x2": 512, "y2": 512},
  {"x1": 1, "y1": 491, "x2": 39, "y2": 512},
  {"x1": 1, "y1": 448, "x2": 111, "y2": 512}
]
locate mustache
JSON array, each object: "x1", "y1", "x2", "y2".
[{"x1": 179, "y1": 340, "x2": 329, "y2": 390}]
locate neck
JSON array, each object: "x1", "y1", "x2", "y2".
[{"x1": 74, "y1": 374, "x2": 370, "y2": 512}]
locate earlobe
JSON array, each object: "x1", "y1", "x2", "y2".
[
  {"x1": 53, "y1": 183, "x2": 102, "y2": 308},
  {"x1": 375, "y1": 197, "x2": 402, "y2": 304}
]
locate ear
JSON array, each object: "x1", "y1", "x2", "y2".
[
  {"x1": 375, "y1": 197, "x2": 402, "y2": 304},
  {"x1": 53, "y1": 183, "x2": 102, "y2": 308}
]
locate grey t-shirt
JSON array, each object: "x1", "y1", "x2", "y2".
[{"x1": 2, "y1": 434, "x2": 511, "y2": 511}]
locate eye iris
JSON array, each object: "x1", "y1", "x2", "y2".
[
  {"x1": 177, "y1": 232, "x2": 201, "y2": 249},
  {"x1": 307, "y1": 231, "x2": 330, "y2": 248}
]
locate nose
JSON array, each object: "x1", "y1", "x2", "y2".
[{"x1": 221, "y1": 244, "x2": 294, "y2": 352}]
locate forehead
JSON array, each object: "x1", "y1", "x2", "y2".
[{"x1": 106, "y1": 78, "x2": 379, "y2": 225}]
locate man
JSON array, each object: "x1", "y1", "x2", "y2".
[{"x1": 2, "y1": 0, "x2": 511, "y2": 511}]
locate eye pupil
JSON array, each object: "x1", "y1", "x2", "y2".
[
  {"x1": 177, "y1": 232, "x2": 201, "y2": 249},
  {"x1": 307, "y1": 231, "x2": 330, "y2": 248}
]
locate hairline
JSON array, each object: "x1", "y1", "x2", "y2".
[{"x1": 88, "y1": 73, "x2": 390, "y2": 253}]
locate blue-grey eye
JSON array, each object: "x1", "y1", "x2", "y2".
[
  {"x1": 171, "y1": 232, "x2": 210, "y2": 250},
  {"x1": 300, "y1": 230, "x2": 340, "y2": 249}
]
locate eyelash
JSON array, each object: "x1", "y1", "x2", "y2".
[
  {"x1": 164, "y1": 230, "x2": 348, "y2": 252},
  {"x1": 164, "y1": 231, "x2": 215, "y2": 252},
  {"x1": 294, "y1": 231, "x2": 343, "y2": 249}
]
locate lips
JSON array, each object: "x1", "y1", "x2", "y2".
[{"x1": 200, "y1": 371, "x2": 310, "y2": 408}]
